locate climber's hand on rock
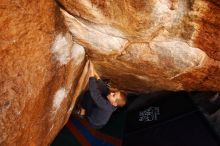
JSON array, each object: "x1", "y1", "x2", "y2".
[
  {"x1": 89, "y1": 62, "x2": 100, "y2": 79},
  {"x1": 89, "y1": 62, "x2": 95, "y2": 77},
  {"x1": 94, "y1": 70, "x2": 100, "y2": 80}
]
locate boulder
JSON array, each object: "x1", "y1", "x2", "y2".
[
  {"x1": 0, "y1": 0, "x2": 86, "y2": 145},
  {"x1": 60, "y1": 0, "x2": 220, "y2": 91},
  {"x1": 0, "y1": 0, "x2": 220, "y2": 145}
]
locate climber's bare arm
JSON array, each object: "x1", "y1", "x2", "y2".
[
  {"x1": 94, "y1": 70, "x2": 100, "y2": 80},
  {"x1": 89, "y1": 62, "x2": 100, "y2": 79}
]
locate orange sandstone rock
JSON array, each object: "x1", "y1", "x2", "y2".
[
  {"x1": 60, "y1": 0, "x2": 220, "y2": 91},
  {"x1": 0, "y1": 0, "x2": 220, "y2": 145},
  {"x1": 0, "y1": 0, "x2": 86, "y2": 145}
]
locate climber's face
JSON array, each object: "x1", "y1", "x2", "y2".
[{"x1": 107, "y1": 91, "x2": 120, "y2": 107}]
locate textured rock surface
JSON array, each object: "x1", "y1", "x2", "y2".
[
  {"x1": 0, "y1": 0, "x2": 87, "y2": 145},
  {"x1": 0, "y1": 0, "x2": 220, "y2": 145},
  {"x1": 59, "y1": 0, "x2": 220, "y2": 92}
]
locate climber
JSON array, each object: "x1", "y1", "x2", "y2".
[{"x1": 75, "y1": 62, "x2": 127, "y2": 129}]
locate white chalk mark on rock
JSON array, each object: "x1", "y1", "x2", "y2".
[
  {"x1": 71, "y1": 43, "x2": 85, "y2": 65},
  {"x1": 62, "y1": 9, "x2": 128, "y2": 55},
  {"x1": 51, "y1": 33, "x2": 71, "y2": 65},
  {"x1": 51, "y1": 33, "x2": 85, "y2": 65},
  {"x1": 53, "y1": 87, "x2": 67, "y2": 110}
]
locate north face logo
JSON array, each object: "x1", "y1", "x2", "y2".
[{"x1": 138, "y1": 107, "x2": 160, "y2": 122}]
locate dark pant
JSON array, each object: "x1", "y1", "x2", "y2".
[
  {"x1": 80, "y1": 91, "x2": 104, "y2": 129},
  {"x1": 81, "y1": 91, "x2": 93, "y2": 116}
]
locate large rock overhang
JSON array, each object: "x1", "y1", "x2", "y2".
[
  {"x1": 59, "y1": 0, "x2": 220, "y2": 92},
  {"x1": 0, "y1": 0, "x2": 220, "y2": 145}
]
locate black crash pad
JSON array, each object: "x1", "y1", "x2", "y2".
[{"x1": 123, "y1": 92, "x2": 220, "y2": 146}]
